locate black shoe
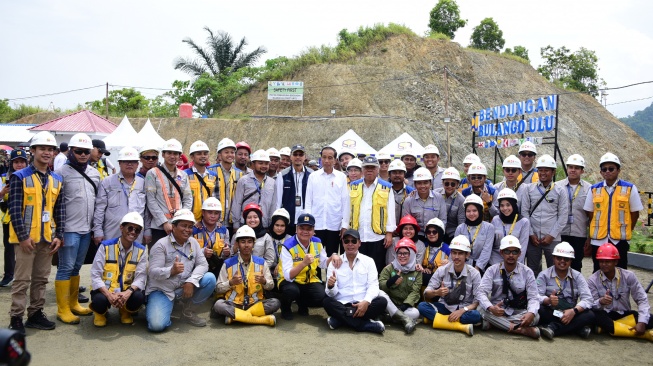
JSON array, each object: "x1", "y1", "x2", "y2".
[
  {"x1": 0, "y1": 276, "x2": 14, "y2": 287},
  {"x1": 9, "y1": 316, "x2": 25, "y2": 335},
  {"x1": 281, "y1": 310, "x2": 294, "y2": 320},
  {"x1": 25, "y1": 310, "x2": 56, "y2": 330},
  {"x1": 577, "y1": 326, "x2": 591, "y2": 339},
  {"x1": 540, "y1": 325, "x2": 555, "y2": 340},
  {"x1": 78, "y1": 293, "x2": 89, "y2": 303},
  {"x1": 78, "y1": 286, "x2": 87, "y2": 293}
]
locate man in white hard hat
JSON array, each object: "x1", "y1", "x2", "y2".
[
  {"x1": 8, "y1": 131, "x2": 64, "y2": 334},
  {"x1": 276, "y1": 145, "x2": 311, "y2": 232},
  {"x1": 89, "y1": 212, "x2": 147, "y2": 327},
  {"x1": 521, "y1": 154, "x2": 568, "y2": 276},
  {"x1": 232, "y1": 149, "x2": 276, "y2": 229},
  {"x1": 192, "y1": 197, "x2": 230, "y2": 277},
  {"x1": 517, "y1": 141, "x2": 539, "y2": 186},
  {"x1": 54, "y1": 132, "x2": 100, "y2": 324},
  {"x1": 146, "y1": 209, "x2": 216, "y2": 331},
  {"x1": 422, "y1": 144, "x2": 445, "y2": 190},
  {"x1": 555, "y1": 154, "x2": 591, "y2": 271},
  {"x1": 461, "y1": 162, "x2": 498, "y2": 222},
  {"x1": 376, "y1": 152, "x2": 392, "y2": 181},
  {"x1": 402, "y1": 167, "x2": 447, "y2": 239},
  {"x1": 337, "y1": 149, "x2": 355, "y2": 172},
  {"x1": 346, "y1": 158, "x2": 363, "y2": 183},
  {"x1": 583, "y1": 152, "x2": 642, "y2": 271},
  {"x1": 208, "y1": 138, "x2": 245, "y2": 235},
  {"x1": 266, "y1": 148, "x2": 281, "y2": 179},
  {"x1": 278, "y1": 147, "x2": 292, "y2": 171},
  {"x1": 492, "y1": 155, "x2": 527, "y2": 213},
  {"x1": 185, "y1": 140, "x2": 218, "y2": 222},
  {"x1": 145, "y1": 139, "x2": 193, "y2": 248},
  {"x1": 536, "y1": 242, "x2": 595, "y2": 339},
  {"x1": 136, "y1": 143, "x2": 160, "y2": 246},
  {"x1": 387, "y1": 160, "x2": 414, "y2": 227},
  {"x1": 459, "y1": 153, "x2": 480, "y2": 191},
  {"x1": 435, "y1": 167, "x2": 465, "y2": 243},
  {"x1": 401, "y1": 150, "x2": 420, "y2": 187}
]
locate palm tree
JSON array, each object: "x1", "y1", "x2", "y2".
[{"x1": 174, "y1": 27, "x2": 267, "y2": 78}]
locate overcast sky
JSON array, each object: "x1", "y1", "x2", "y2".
[{"x1": 1, "y1": 0, "x2": 651, "y2": 118}]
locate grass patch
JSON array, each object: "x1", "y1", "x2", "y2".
[
  {"x1": 426, "y1": 32, "x2": 451, "y2": 41},
  {"x1": 466, "y1": 47, "x2": 530, "y2": 65},
  {"x1": 631, "y1": 227, "x2": 653, "y2": 255}
]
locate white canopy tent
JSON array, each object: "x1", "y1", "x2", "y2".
[
  {"x1": 377, "y1": 132, "x2": 425, "y2": 158},
  {"x1": 103, "y1": 116, "x2": 140, "y2": 168},
  {"x1": 329, "y1": 129, "x2": 377, "y2": 157},
  {"x1": 137, "y1": 119, "x2": 166, "y2": 148}
]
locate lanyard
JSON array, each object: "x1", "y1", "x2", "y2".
[
  {"x1": 536, "y1": 182, "x2": 554, "y2": 197},
  {"x1": 502, "y1": 214, "x2": 518, "y2": 236},
  {"x1": 554, "y1": 276, "x2": 568, "y2": 293},
  {"x1": 252, "y1": 176, "x2": 264, "y2": 202},
  {"x1": 120, "y1": 177, "x2": 136, "y2": 199},
  {"x1": 467, "y1": 225, "x2": 481, "y2": 249},
  {"x1": 200, "y1": 222, "x2": 217, "y2": 249},
  {"x1": 567, "y1": 183, "x2": 581, "y2": 205},
  {"x1": 600, "y1": 269, "x2": 621, "y2": 299},
  {"x1": 427, "y1": 246, "x2": 444, "y2": 264},
  {"x1": 449, "y1": 271, "x2": 463, "y2": 289},
  {"x1": 239, "y1": 261, "x2": 250, "y2": 289},
  {"x1": 419, "y1": 192, "x2": 437, "y2": 212},
  {"x1": 445, "y1": 192, "x2": 457, "y2": 218},
  {"x1": 170, "y1": 235, "x2": 193, "y2": 260},
  {"x1": 38, "y1": 172, "x2": 49, "y2": 204},
  {"x1": 295, "y1": 170, "x2": 303, "y2": 192}
]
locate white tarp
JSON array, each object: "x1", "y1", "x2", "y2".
[
  {"x1": 103, "y1": 116, "x2": 140, "y2": 168},
  {"x1": 137, "y1": 119, "x2": 166, "y2": 150},
  {"x1": 0, "y1": 124, "x2": 36, "y2": 145},
  {"x1": 377, "y1": 132, "x2": 425, "y2": 158},
  {"x1": 329, "y1": 129, "x2": 377, "y2": 157}
]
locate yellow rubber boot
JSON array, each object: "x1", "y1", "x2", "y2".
[
  {"x1": 234, "y1": 308, "x2": 276, "y2": 326},
  {"x1": 55, "y1": 280, "x2": 80, "y2": 324},
  {"x1": 616, "y1": 314, "x2": 637, "y2": 327},
  {"x1": 119, "y1": 307, "x2": 134, "y2": 325},
  {"x1": 432, "y1": 312, "x2": 473, "y2": 336},
  {"x1": 248, "y1": 302, "x2": 266, "y2": 317},
  {"x1": 93, "y1": 311, "x2": 107, "y2": 327},
  {"x1": 69, "y1": 276, "x2": 92, "y2": 316},
  {"x1": 612, "y1": 321, "x2": 653, "y2": 342}
]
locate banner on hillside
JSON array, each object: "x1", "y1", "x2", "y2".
[
  {"x1": 472, "y1": 94, "x2": 558, "y2": 137},
  {"x1": 476, "y1": 136, "x2": 543, "y2": 149},
  {"x1": 267, "y1": 81, "x2": 304, "y2": 101}
]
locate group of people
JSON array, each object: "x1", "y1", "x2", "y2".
[{"x1": 1, "y1": 130, "x2": 651, "y2": 342}]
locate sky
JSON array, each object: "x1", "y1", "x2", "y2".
[{"x1": 1, "y1": 0, "x2": 652, "y2": 118}]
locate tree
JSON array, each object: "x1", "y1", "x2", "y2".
[
  {"x1": 504, "y1": 45, "x2": 529, "y2": 61},
  {"x1": 85, "y1": 88, "x2": 150, "y2": 117},
  {"x1": 428, "y1": 0, "x2": 467, "y2": 39},
  {"x1": 537, "y1": 46, "x2": 602, "y2": 96},
  {"x1": 469, "y1": 18, "x2": 505, "y2": 52}
]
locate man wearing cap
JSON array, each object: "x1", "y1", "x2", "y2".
[
  {"x1": 555, "y1": 154, "x2": 590, "y2": 271},
  {"x1": 137, "y1": 143, "x2": 160, "y2": 246},
  {"x1": 403, "y1": 167, "x2": 447, "y2": 240},
  {"x1": 192, "y1": 197, "x2": 230, "y2": 278},
  {"x1": 146, "y1": 209, "x2": 216, "y2": 331},
  {"x1": 94, "y1": 146, "x2": 146, "y2": 249},
  {"x1": 376, "y1": 153, "x2": 392, "y2": 181},
  {"x1": 90, "y1": 139, "x2": 115, "y2": 179},
  {"x1": 185, "y1": 141, "x2": 218, "y2": 222},
  {"x1": 323, "y1": 229, "x2": 388, "y2": 334},
  {"x1": 387, "y1": 160, "x2": 414, "y2": 227},
  {"x1": 145, "y1": 139, "x2": 192, "y2": 247},
  {"x1": 536, "y1": 242, "x2": 594, "y2": 339},
  {"x1": 305, "y1": 146, "x2": 350, "y2": 256},
  {"x1": 276, "y1": 145, "x2": 311, "y2": 232},
  {"x1": 232, "y1": 150, "x2": 276, "y2": 230},
  {"x1": 346, "y1": 158, "x2": 363, "y2": 183},
  {"x1": 279, "y1": 147, "x2": 291, "y2": 171},
  {"x1": 401, "y1": 150, "x2": 420, "y2": 188},
  {"x1": 54, "y1": 133, "x2": 100, "y2": 324},
  {"x1": 349, "y1": 156, "x2": 396, "y2": 274},
  {"x1": 89, "y1": 212, "x2": 147, "y2": 327},
  {"x1": 422, "y1": 144, "x2": 445, "y2": 190},
  {"x1": 235, "y1": 141, "x2": 252, "y2": 174},
  {"x1": 521, "y1": 154, "x2": 568, "y2": 276},
  {"x1": 208, "y1": 138, "x2": 244, "y2": 235},
  {"x1": 435, "y1": 167, "x2": 465, "y2": 243},
  {"x1": 266, "y1": 148, "x2": 281, "y2": 179},
  {"x1": 584, "y1": 152, "x2": 642, "y2": 271},
  {"x1": 53, "y1": 142, "x2": 68, "y2": 171},
  {"x1": 337, "y1": 149, "x2": 355, "y2": 172},
  {"x1": 517, "y1": 141, "x2": 539, "y2": 187},
  {"x1": 8, "y1": 131, "x2": 64, "y2": 334},
  {"x1": 461, "y1": 162, "x2": 498, "y2": 222}
]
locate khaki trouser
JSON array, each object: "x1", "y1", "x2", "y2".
[{"x1": 10, "y1": 241, "x2": 53, "y2": 317}]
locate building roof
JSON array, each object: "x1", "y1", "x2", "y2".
[
  {"x1": 29, "y1": 110, "x2": 116, "y2": 134},
  {"x1": 0, "y1": 124, "x2": 36, "y2": 143}
]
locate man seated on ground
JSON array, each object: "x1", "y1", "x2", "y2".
[
  {"x1": 145, "y1": 209, "x2": 217, "y2": 332},
  {"x1": 89, "y1": 212, "x2": 147, "y2": 327},
  {"x1": 192, "y1": 197, "x2": 231, "y2": 278},
  {"x1": 213, "y1": 226, "x2": 280, "y2": 326},
  {"x1": 323, "y1": 229, "x2": 388, "y2": 334}
]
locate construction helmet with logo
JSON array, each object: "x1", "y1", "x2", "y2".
[
  {"x1": 450, "y1": 235, "x2": 472, "y2": 252},
  {"x1": 565, "y1": 154, "x2": 585, "y2": 168},
  {"x1": 552, "y1": 242, "x2": 575, "y2": 259},
  {"x1": 413, "y1": 167, "x2": 433, "y2": 182},
  {"x1": 347, "y1": 158, "x2": 362, "y2": 170},
  {"x1": 279, "y1": 147, "x2": 291, "y2": 157},
  {"x1": 425, "y1": 217, "x2": 445, "y2": 232},
  {"x1": 536, "y1": 154, "x2": 556, "y2": 169},
  {"x1": 201, "y1": 197, "x2": 222, "y2": 212},
  {"x1": 250, "y1": 149, "x2": 270, "y2": 162},
  {"x1": 189, "y1": 140, "x2": 209, "y2": 155},
  {"x1": 68, "y1": 133, "x2": 93, "y2": 149},
  {"x1": 217, "y1": 138, "x2": 236, "y2": 153},
  {"x1": 599, "y1": 152, "x2": 620, "y2": 167},
  {"x1": 463, "y1": 194, "x2": 484, "y2": 207},
  {"x1": 395, "y1": 237, "x2": 417, "y2": 253},
  {"x1": 467, "y1": 163, "x2": 487, "y2": 176},
  {"x1": 502, "y1": 155, "x2": 521, "y2": 169},
  {"x1": 388, "y1": 160, "x2": 406, "y2": 172},
  {"x1": 171, "y1": 209, "x2": 195, "y2": 224},
  {"x1": 463, "y1": 153, "x2": 480, "y2": 165},
  {"x1": 442, "y1": 167, "x2": 461, "y2": 181},
  {"x1": 267, "y1": 148, "x2": 280, "y2": 158},
  {"x1": 497, "y1": 188, "x2": 518, "y2": 202},
  {"x1": 519, "y1": 141, "x2": 537, "y2": 154},
  {"x1": 162, "y1": 139, "x2": 183, "y2": 153},
  {"x1": 500, "y1": 235, "x2": 521, "y2": 250},
  {"x1": 121, "y1": 212, "x2": 144, "y2": 228},
  {"x1": 118, "y1": 147, "x2": 139, "y2": 161},
  {"x1": 422, "y1": 144, "x2": 440, "y2": 156},
  {"x1": 234, "y1": 226, "x2": 256, "y2": 241},
  {"x1": 395, "y1": 215, "x2": 420, "y2": 235},
  {"x1": 30, "y1": 131, "x2": 58, "y2": 148}
]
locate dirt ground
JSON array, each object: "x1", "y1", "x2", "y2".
[{"x1": 0, "y1": 234, "x2": 651, "y2": 365}]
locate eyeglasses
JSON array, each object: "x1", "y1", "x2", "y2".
[
  {"x1": 520, "y1": 152, "x2": 535, "y2": 158},
  {"x1": 601, "y1": 167, "x2": 617, "y2": 173},
  {"x1": 379, "y1": 160, "x2": 391, "y2": 165},
  {"x1": 555, "y1": 256, "x2": 572, "y2": 262},
  {"x1": 469, "y1": 175, "x2": 484, "y2": 181},
  {"x1": 125, "y1": 225, "x2": 142, "y2": 234},
  {"x1": 443, "y1": 182, "x2": 457, "y2": 187},
  {"x1": 141, "y1": 155, "x2": 158, "y2": 161},
  {"x1": 292, "y1": 152, "x2": 305, "y2": 157},
  {"x1": 396, "y1": 251, "x2": 410, "y2": 257},
  {"x1": 73, "y1": 149, "x2": 91, "y2": 156},
  {"x1": 425, "y1": 229, "x2": 438, "y2": 235},
  {"x1": 503, "y1": 168, "x2": 519, "y2": 173},
  {"x1": 343, "y1": 238, "x2": 358, "y2": 244},
  {"x1": 502, "y1": 249, "x2": 520, "y2": 255}
]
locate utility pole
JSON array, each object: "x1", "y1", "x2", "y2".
[
  {"x1": 105, "y1": 82, "x2": 109, "y2": 118},
  {"x1": 444, "y1": 66, "x2": 451, "y2": 167}
]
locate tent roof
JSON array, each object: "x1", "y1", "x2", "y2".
[
  {"x1": 0, "y1": 124, "x2": 36, "y2": 143},
  {"x1": 329, "y1": 129, "x2": 377, "y2": 156},
  {"x1": 377, "y1": 132, "x2": 425, "y2": 157},
  {"x1": 29, "y1": 110, "x2": 116, "y2": 133},
  {"x1": 103, "y1": 115, "x2": 139, "y2": 148},
  {"x1": 137, "y1": 119, "x2": 165, "y2": 147}
]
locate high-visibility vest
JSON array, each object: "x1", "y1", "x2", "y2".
[
  {"x1": 96, "y1": 158, "x2": 109, "y2": 180},
  {"x1": 278, "y1": 235, "x2": 323, "y2": 285},
  {"x1": 184, "y1": 168, "x2": 218, "y2": 221},
  {"x1": 192, "y1": 225, "x2": 228, "y2": 256},
  {"x1": 101, "y1": 239, "x2": 145, "y2": 292},
  {"x1": 223, "y1": 255, "x2": 266, "y2": 306},
  {"x1": 517, "y1": 169, "x2": 539, "y2": 185},
  {"x1": 154, "y1": 166, "x2": 181, "y2": 219},
  {"x1": 207, "y1": 164, "x2": 243, "y2": 224},
  {"x1": 589, "y1": 180, "x2": 634, "y2": 241},
  {"x1": 8, "y1": 166, "x2": 62, "y2": 243},
  {"x1": 349, "y1": 179, "x2": 391, "y2": 235},
  {"x1": 422, "y1": 245, "x2": 450, "y2": 272},
  {"x1": 1, "y1": 175, "x2": 9, "y2": 225}
]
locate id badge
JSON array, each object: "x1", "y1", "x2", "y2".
[
  {"x1": 553, "y1": 309, "x2": 564, "y2": 318},
  {"x1": 504, "y1": 306, "x2": 514, "y2": 316},
  {"x1": 42, "y1": 211, "x2": 51, "y2": 223},
  {"x1": 295, "y1": 195, "x2": 301, "y2": 207},
  {"x1": 568, "y1": 215, "x2": 574, "y2": 224}
]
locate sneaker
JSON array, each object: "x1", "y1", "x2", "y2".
[
  {"x1": 181, "y1": 301, "x2": 206, "y2": 327},
  {"x1": 327, "y1": 316, "x2": 341, "y2": 330},
  {"x1": 25, "y1": 310, "x2": 56, "y2": 330},
  {"x1": 540, "y1": 325, "x2": 555, "y2": 340},
  {"x1": 577, "y1": 326, "x2": 591, "y2": 339},
  {"x1": 482, "y1": 319, "x2": 491, "y2": 331},
  {"x1": 362, "y1": 319, "x2": 385, "y2": 334},
  {"x1": 9, "y1": 316, "x2": 25, "y2": 335},
  {"x1": 0, "y1": 276, "x2": 14, "y2": 287}
]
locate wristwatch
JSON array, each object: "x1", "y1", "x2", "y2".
[
  {"x1": 127, "y1": 287, "x2": 135, "y2": 293},
  {"x1": 463, "y1": 306, "x2": 469, "y2": 312},
  {"x1": 573, "y1": 307, "x2": 579, "y2": 314}
]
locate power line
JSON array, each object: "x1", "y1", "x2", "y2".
[
  {"x1": 602, "y1": 81, "x2": 653, "y2": 91},
  {"x1": 5, "y1": 84, "x2": 105, "y2": 101},
  {"x1": 109, "y1": 84, "x2": 175, "y2": 91}
]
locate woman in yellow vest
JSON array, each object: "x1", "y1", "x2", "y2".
[
  {"x1": 420, "y1": 218, "x2": 451, "y2": 288},
  {"x1": 0, "y1": 150, "x2": 28, "y2": 287},
  {"x1": 213, "y1": 226, "x2": 280, "y2": 326},
  {"x1": 89, "y1": 212, "x2": 147, "y2": 327}
]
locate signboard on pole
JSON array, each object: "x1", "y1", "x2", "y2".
[{"x1": 267, "y1": 81, "x2": 304, "y2": 101}]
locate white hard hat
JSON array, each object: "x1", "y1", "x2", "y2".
[
  {"x1": 121, "y1": 212, "x2": 144, "y2": 228},
  {"x1": 234, "y1": 225, "x2": 256, "y2": 241},
  {"x1": 162, "y1": 139, "x2": 183, "y2": 153},
  {"x1": 171, "y1": 209, "x2": 195, "y2": 224},
  {"x1": 552, "y1": 242, "x2": 575, "y2": 259},
  {"x1": 565, "y1": 154, "x2": 585, "y2": 168},
  {"x1": 217, "y1": 138, "x2": 236, "y2": 153},
  {"x1": 250, "y1": 149, "x2": 270, "y2": 162},
  {"x1": 30, "y1": 131, "x2": 57, "y2": 148},
  {"x1": 338, "y1": 148, "x2": 355, "y2": 160},
  {"x1": 425, "y1": 217, "x2": 445, "y2": 232},
  {"x1": 400, "y1": 149, "x2": 417, "y2": 159},
  {"x1": 463, "y1": 153, "x2": 480, "y2": 165},
  {"x1": 422, "y1": 144, "x2": 440, "y2": 156},
  {"x1": 497, "y1": 188, "x2": 518, "y2": 202},
  {"x1": 413, "y1": 167, "x2": 433, "y2": 182},
  {"x1": 500, "y1": 235, "x2": 522, "y2": 250},
  {"x1": 139, "y1": 142, "x2": 160, "y2": 154},
  {"x1": 449, "y1": 235, "x2": 471, "y2": 253},
  {"x1": 279, "y1": 147, "x2": 291, "y2": 157},
  {"x1": 118, "y1": 147, "x2": 139, "y2": 161},
  {"x1": 463, "y1": 194, "x2": 484, "y2": 207},
  {"x1": 536, "y1": 154, "x2": 557, "y2": 169},
  {"x1": 388, "y1": 160, "x2": 406, "y2": 172},
  {"x1": 467, "y1": 163, "x2": 488, "y2": 176},
  {"x1": 599, "y1": 152, "x2": 620, "y2": 167},
  {"x1": 267, "y1": 148, "x2": 280, "y2": 158},
  {"x1": 201, "y1": 197, "x2": 222, "y2": 211},
  {"x1": 502, "y1": 155, "x2": 521, "y2": 169},
  {"x1": 189, "y1": 140, "x2": 209, "y2": 155},
  {"x1": 68, "y1": 133, "x2": 93, "y2": 149},
  {"x1": 519, "y1": 141, "x2": 537, "y2": 154},
  {"x1": 376, "y1": 152, "x2": 392, "y2": 161},
  {"x1": 347, "y1": 158, "x2": 362, "y2": 170},
  {"x1": 271, "y1": 208, "x2": 290, "y2": 222},
  {"x1": 442, "y1": 167, "x2": 461, "y2": 181}
]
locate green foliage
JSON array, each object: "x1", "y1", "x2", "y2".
[
  {"x1": 620, "y1": 101, "x2": 653, "y2": 143},
  {"x1": 467, "y1": 48, "x2": 530, "y2": 65},
  {"x1": 537, "y1": 46, "x2": 603, "y2": 97},
  {"x1": 630, "y1": 230, "x2": 653, "y2": 254},
  {"x1": 428, "y1": 0, "x2": 466, "y2": 39},
  {"x1": 85, "y1": 88, "x2": 152, "y2": 117},
  {"x1": 504, "y1": 45, "x2": 529, "y2": 61},
  {"x1": 0, "y1": 99, "x2": 46, "y2": 122},
  {"x1": 469, "y1": 17, "x2": 505, "y2": 52},
  {"x1": 426, "y1": 31, "x2": 451, "y2": 41}
]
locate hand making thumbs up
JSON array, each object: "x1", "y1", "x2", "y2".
[
  {"x1": 170, "y1": 255, "x2": 185, "y2": 276},
  {"x1": 549, "y1": 290, "x2": 559, "y2": 307},
  {"x1": 327, "y1": 271, "x2": 337, "y2": 289},
  {"x1": 439, "y1": 281, "x2": 449, "y2": 297}
]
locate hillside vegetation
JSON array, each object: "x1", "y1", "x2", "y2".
[{"x1": 620, "y1": 101, "x2": 653, "y2": 143}]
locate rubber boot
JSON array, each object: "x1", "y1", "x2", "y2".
[
  {"x1": 248, "y1": 302, "x2": 266, "y2": 317},
  {"x1": 432, "y1": 312, "x2": 473, "y2": 336},
  {"x1": 93, "y1": 311, "x2": 107, "y2": 327},
  {"x1": 55, "y1": 280, "x2": 80, "y2": 324},
  {"x1": 69, "y1": 276, "x2": 92, "y2": 316},
  {"x1": 234, "y1": 308, "x2": 276, "y2": 326},
  {"x1": 616, "y1": 314, "x2": 637, "y2": 327},
  {"x1": 119, "y1": 307, "x2": 134, "y2": 325},
  {"x1": 391, "y1": 310, "x2": 416, "y2": 334},
  {"x1": 612, "y1": 321, "x2": 653, "y2": 342}
]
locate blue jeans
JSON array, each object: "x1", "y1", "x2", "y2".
[
  {"x1": 146, "y1": 273, "x2": 216, "y2": 332},
  {"x1": 417, "y1": 301, "x2": 481, "y2": 324},
  {"x1": 56, "y1": 232, "x2": 91, "y2": 280}
]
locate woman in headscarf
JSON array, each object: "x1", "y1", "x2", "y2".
[
  {"x1": 378, "y1": 238, "x2": 422, "y2": 334},
  {"x1": 420, "y1": 218, "x2": 450, "y2": 287},
  {"x1": 386, "y1": 215, "x2": 425, "y2": 266},
  {"x1": 490, "y1": 188, "x2": 529, "y2": 265},
  {"x1": 454, "y1": 194, "x2": 494, "y2": 274},
  {"x1": 233, "y1": 203, "x2": 275, "y2": 268},
  {"x1": 265, "y1": 208, "x2": 291, "y2": 299}
]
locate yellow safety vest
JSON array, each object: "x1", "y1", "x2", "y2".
[
  {"x1": 210, "y1": 165, "x2": 242, "y2": 224},
  {"x1": 517, "y1": 170, "x2": 539, "y2": 185},
  {"x1": 422, "y1": 246, "x2": 449, "y2": 272},
  {"x1": 2, "y1": 175, "x2": 9, "y2": 225},
  {"x1": 278, "y1": 236, "x2": 323, "y2": 285},
  {"x1": 223, "y1": 256, "x2": 265, "y2": 306},
  {"x1": 186, "y1": 171, "x2": 217, "y2": 222},
  {"x1": 349, "y1": 180, "x2": 391, "y2": 235},
  {"x1": 192, "y1": 226, "x2": 226, "y2": 256},
  {"x1": 97, "y1": 159, "x2": 109, "y2": 180},
  {"x1": 589, "y1": 181, "x2": 633, "y2": 241},
  {"x1": 101, "y1": 240, "x2": 145, "y2": 292}
]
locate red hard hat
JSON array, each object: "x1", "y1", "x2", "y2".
[
  {"x1": 235, "y1": 141, "x2": 251, "y2": 154},
  {"x1": 242, "y1": 203, "x2": 262, "y2": 218},
  {"x1": 395, "y1": 238, "x2": 417, "y2": 253},
  {"x1": 395, "y1": 214, "x2": 420, "y2": 235},
  {"x1": 595, "y1": 243, "x2": 620, "y2": 260}
]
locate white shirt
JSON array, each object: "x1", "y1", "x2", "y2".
[
  {"x1": 325, "y1": 252, "x2": 379, "y2": 304},
  {"x1": 304, "y1": 168, "x2": 350, "y2": 231},
  {"x1": 53, "y1": 152, "x2": 68, "y2": 171},
  {"x1": 276, "y1": 166, "x2": 307, "y2": 223},
  {"x1": 357, "y1": 178, "x2": 396, "y2": 242}
]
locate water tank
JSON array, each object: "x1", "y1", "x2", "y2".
[{"x1": 179, "y1": 103, "x2": 193, "y2": 118}]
